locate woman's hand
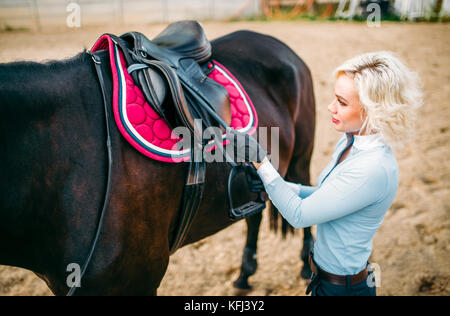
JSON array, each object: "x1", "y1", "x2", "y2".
[
  {"x1": 227, "y1": 129, "x2": 268, "y2": 163},
  {"x1": 252, "y1": 157, "x2": 269, "y2": 170}
]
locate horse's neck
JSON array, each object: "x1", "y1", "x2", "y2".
[
  {"x1": 0, "y1": 53, "x2": 94, "y2": 129},
  {"x1": 0, "y1": 52, "x2": 102, "y2": 273}
]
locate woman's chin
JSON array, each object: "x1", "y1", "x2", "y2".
[{"x1": 332, "y1": 125, "x2": 344, "y2": 132}]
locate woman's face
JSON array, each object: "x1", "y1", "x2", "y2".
[{"x1": 328, "y1": 73, "x2": 365, "y2": 134}]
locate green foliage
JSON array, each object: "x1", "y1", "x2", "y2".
[
  {"x1": 233, "y1": 2, "x2": 449, "y2": 24},
  {"x1": 0, "y1": 20, "x2": 28, "y2": 32}
]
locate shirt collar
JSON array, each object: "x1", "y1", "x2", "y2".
[{"x1": 346, "y1": 132, "x2": 386, "y2": 150}]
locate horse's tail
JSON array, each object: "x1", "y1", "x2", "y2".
[{"x1": 269, "y1": 53, "x2": 316, "y2": 237}]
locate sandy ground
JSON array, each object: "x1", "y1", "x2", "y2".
[{"x1": 0, "y1": 21, "x2": 449, "y2": 296}]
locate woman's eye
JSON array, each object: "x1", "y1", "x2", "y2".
[{"x1": 338, "y1": 99, "x2": 345, "y2": 105}]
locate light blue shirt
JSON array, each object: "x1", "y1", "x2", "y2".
[{"x1": 257, "y1": 133, "x2": 399, "y2": 275}]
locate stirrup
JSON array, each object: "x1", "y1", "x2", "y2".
[{"x1": 227, "y1": 164, "x2": 266, "y2": 220}]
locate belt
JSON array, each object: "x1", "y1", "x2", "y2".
[{"x1": 308, "y1": 252, "x2": 369, "y2": 286}]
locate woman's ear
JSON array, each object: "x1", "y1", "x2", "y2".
[
  {"x1": 359, "y1": 105, "x2": 367, "y2": 121},
  {"x1": 359, "y1": 105, "x2": 370, "y2": 135}
]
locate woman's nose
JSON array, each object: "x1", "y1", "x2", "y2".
[{"x1": 328, "y1": 100, "x2": 337, "y2": 114}]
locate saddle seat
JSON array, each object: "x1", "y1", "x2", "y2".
[{"x1": 152, "y1": 20, "x2": 211, "y2": 64}]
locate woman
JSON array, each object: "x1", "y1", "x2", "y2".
[{"x1": 229, "y1": 51, "x2": 422, "y2": 296}]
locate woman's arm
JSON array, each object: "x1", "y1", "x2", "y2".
[
  {"x1": 254, "y1": 158, "x2": 318, "y2": 199},
  {"x1": 255, "y1": 159, "x2": 387, "y2": 228},
  {"x1": 285, "y1": 181, "x2": 318, "y2": 198}
]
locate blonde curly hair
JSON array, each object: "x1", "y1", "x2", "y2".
[{"x1": 334, "y1": 51, "x2": 423, "y2": 147}]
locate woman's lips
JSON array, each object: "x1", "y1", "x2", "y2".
[{"x1": 332, "y1": 117, "x2": 340, "y2": 124}]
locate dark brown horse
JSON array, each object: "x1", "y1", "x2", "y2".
[{"x1": 0, "y1": 29, "x2": 315, "y2": 295}]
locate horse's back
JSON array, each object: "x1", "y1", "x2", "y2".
[{"x1": 211, "y1": 30, "x2": 304, "y2": 65}]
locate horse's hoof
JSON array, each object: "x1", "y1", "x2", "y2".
[
  {"x1": 233, "y1": 277, "x2": 252, "y2": 290},
  {"x1": 233, "y1": 287, "x2": 252, "y2": 296}
]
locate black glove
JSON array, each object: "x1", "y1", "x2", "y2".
[
  {"x1": 227, "y1": 129, "x2": 268, "y2": 163},
  {"x1": 245, "y1": 164, "x2": 265, "y2": 193}
]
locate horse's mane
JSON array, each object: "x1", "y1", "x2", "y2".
[{"x1": 0, "y1": 50, "x2": 90, "y2": 70}]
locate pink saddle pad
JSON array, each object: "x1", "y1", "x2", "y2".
[{"x1": 91, "y1": 34, "x2": 258, "y2": 163}]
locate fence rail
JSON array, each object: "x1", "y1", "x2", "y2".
[
  {"x1": 0, "y1": 0, "x2": 262, "y2": 30},
  {"x1": 0, "y1": 0, "x2": 448, "y2": 31}
]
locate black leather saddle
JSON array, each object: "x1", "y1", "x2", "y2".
[{"x1": 115, "y1": 21, "x2": 231, "y2": 142}]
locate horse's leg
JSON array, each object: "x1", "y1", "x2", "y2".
[
  {"x1": 300, "y1": 226, "x2": 314, "y2": 279},
  {"x1": 233, "y1": 211, "x2": 262, "y2": 290}
]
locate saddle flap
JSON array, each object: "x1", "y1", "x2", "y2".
[
  {"x1": 137, "y1": 67, "x2": 171, "y2": 124},
  {"x1": 142, "y1": 67, "x2": 167, "y2": 106}
]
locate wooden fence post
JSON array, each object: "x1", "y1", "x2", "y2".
[
  {"x1": 162, "y1": 0, "x2": 168, "y2": 22},
  {"x1": 210, "y1": 0, "x2": 216, "y2": 20},
  {"x1": 116, "y1": 0, "x2": 124, "y2": 25},
  {"x1": 30, "y1": 0, "x2": 41, "y2": 31}
]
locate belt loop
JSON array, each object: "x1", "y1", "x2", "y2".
[{"x1": 346, "y1": 275, "x2": 351, "y2": 288}]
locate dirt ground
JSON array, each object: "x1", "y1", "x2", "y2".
[{"x1": 0, "y1": 21, "x2": 449, "y2": 296}]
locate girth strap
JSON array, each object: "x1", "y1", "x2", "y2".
[{"x1": 169, "y1": 147, "x2": 206, "y2": 254}]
